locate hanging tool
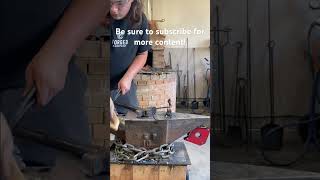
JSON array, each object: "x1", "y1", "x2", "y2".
[
  {"x1": 213, "y1": 5, "x2": 232, "y2": 133},
  {"x1": 176, "y1": 64, "x2": 182, "y2": 101},
  {"x1": 203, "y1": 68, "x2": 210, "y2": 107},
  {"x1": 246, "y1": 0, "x2": 253, "y2": 143},
  {"x1": 227, "y1": 42, "x2": 244, "y2": 142},
  {"x1": 191, "y1": 48, "x2": 199, "y2": 110},
  {"x1": 165, "y1": 52, "x2": 173, "y2": 69},
  {"x1": 261, "y1": 0, "x2": 283, "y2": 150},
  {"x1": 186, "y1": 38, "x2": 190, "y2": 108},
  {"x1": 260, "y1": 1, "x2": 320, "y2": 166},
  {"x1": 181, "y1": 74, "x2": 188, "y2": 107}
]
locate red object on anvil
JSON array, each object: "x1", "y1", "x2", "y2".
[{"x1": 184, "y1": 127, "x2": 210, "y2": 145}]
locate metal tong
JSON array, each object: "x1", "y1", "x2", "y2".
[
  {"x1": 113, "y1": 89, "x2": 121, "y2": 102},
  {"x1": 10, "y1": 87, "x2": 36, "y2": 130}
]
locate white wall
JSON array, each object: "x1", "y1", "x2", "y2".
[
  {"x1": 150, "y1": 0, "x2": 211, "y2": 99},
  {"x1": 151, "y1": 0, "x2": 210, "y2": 48}
]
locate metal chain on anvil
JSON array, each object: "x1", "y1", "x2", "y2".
[{"x1": 112, "y1": 140, "x2": 175, "y2": 162}]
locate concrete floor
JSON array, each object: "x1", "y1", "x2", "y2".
[
  {"x1": 213, "y1": 132, "x2": 320, "y2": 179},
  {"x1": 176, "y1": 106, "x2": 211, "y2": 180},
  {"x1": 176, "y1": 136, "x2": 210, "y2": 180},
  {"x1": 213, "y1": 161, "x2": 320, "y2": 180}
]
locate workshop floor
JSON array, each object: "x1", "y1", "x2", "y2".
[
  {"x1": 175, "y1": 105, "x2": 210, "y2": 180},
  {"x1": 213, "y1": 133, "x2": 320, "y2": 179},
  {"x1": 176, "y1": 136, "x2": 210, "y2": 180}
]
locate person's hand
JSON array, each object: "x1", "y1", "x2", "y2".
[
  {"x1": 109, "y1": 98, "x2": 120, "y2": 131},
  {"x1": 118, "y1": 76, "x2": 132, "y2": 95},
  {"x1": 24, "y1": 49, "x2": 69, "y2": 106}
]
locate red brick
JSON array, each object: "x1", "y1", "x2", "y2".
[
  {"x1": 151, "y1": 95, "x2": 160, "y2": 101},
  {"x1": 149, "y1": 101, "x2": 157, "y2": 107},
  {"x1": 93, "y1": 124, "x2": 108, "y2": 139},
  {"x1": 88, "y1": 107, "x2": 104, "y2": 124},
  {"x1": 146, "y1": 80, "x2": 155, "y2": 85},
  {"x1": 156, "y1": 80, "x2": 164, "y2": 84},
  {"x1": 137, "y1": 80, "x2": 147, "y2": 85},
  {"x1": 141, "y1": 75, "x2": 151, "y2": 80},
  {"x1": 139, "y1": 101, "x2": 149, "y2": 106},
  {"x1": 142, "y1": 95, "x2": 151, "y2": 101},
  {"x1": 134, "y1": 75, "x2": 142, "y2": 81},
  {"x1": 87, "y1": 60, "x2": 107, "y2": 75},
  {"x1": 92, "y1": 139, "x2": 106, "y2": 147},
  {"x1": 137, "y1": 95, "x2": 143, "y2": 101},
  {"x1": 151, "y1": 75, "x2": 160, "y2": 80}
]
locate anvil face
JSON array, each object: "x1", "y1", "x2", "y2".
[{"x1": 124, "y1": 112, "x2": 210, "y2": 149}]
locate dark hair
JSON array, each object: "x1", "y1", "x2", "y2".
[{"x1": 127, "y1": 0, "x2": 144, "y2": 29}]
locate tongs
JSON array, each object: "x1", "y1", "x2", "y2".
[{"x1": 9, "y1": 87, "x2": 36, "y2": 130}]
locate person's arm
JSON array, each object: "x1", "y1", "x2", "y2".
[
  {"x1": 118, "y1": 51, "x2": 148, "y2": 95},
  {"x1": 25, "y1": 0, "x2": 109, "y2": 106}
]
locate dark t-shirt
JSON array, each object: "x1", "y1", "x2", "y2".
[
  {"x1": 0, "y1": 0, "x2": 71, "y2": 89},
  {"x1": 110, "y1": 14, "x2": 151, "y2": 89}
]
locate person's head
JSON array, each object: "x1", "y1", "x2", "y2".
[{"x1": 110, "y1": 0, "x2": 143, "y2": 28}]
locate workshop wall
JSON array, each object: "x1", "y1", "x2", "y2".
[
  {"x1": 151, "y1": 0, "x2": 210, "y2": 48},
  {"x1": 150, "y1": 0, "x2": 211, "y2": 100},
  {"x1": 164, "y1": 48, "x2": 210, "y2": 100},
  {"x1": 212, "y1": 0, "x2": 319, "y2": 128}
]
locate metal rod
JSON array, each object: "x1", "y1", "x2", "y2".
[
  {"x1": 267, "y1": 0, "x2": 275, "y2": 124},
  {"x1": 187, "y1": 38, "x2": 189, "y2": 107},
  {"x1": 246, "y1": 0, "x2": 253, "y2": 143},
  {"x1": 193, "y1": 48, "x2": 196, "y2": 101}
]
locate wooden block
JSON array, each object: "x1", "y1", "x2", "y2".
[
  {"x1": 110, "y1": 164, "x2": 133, "y2": 180},
  {"x1": 110, "y1": 165, "x2": 187, "y2": 180},
  {"x1": 132, "y1": 165, "x2": 159, "y2": 180},
  {"x1": 159, "y1": 166, "x2": 186, "y2": 180}
]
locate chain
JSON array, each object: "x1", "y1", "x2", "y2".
[{"x1": 112, "y1": 140, "x2": 175, "y2": 163}]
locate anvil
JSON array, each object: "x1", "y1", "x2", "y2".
[{"x1": 117, "y1": 111, "x2": 210, "y2": 149}]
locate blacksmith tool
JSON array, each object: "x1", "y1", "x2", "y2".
[
  {"x1": 14, "y1": 128, "x2": 108, "y2": 176},
  {"x1": 113, "y1": 89, "x2": 121, "y2": 102},
  {"x1": 181, "y1": 74, "x2": 188, "y2": 107},
  {"x1": 176, "y1": 64, "x2": 182, "y2": 101},
  {"x1": 114, "y1": 101, "x2": 157, "y2": 118},
  {"x1": 261, "y1": 0, "x2": 283, "y2": 150},
  {"x1": 9, "y1": 87, "x2": 36, "y2": 130},
  {"x1": 8, "y1": 86, "x2": 108, "y2": 176},
  {"x1": 191, "y1": 48, "x2": 199, "y2": 110}
]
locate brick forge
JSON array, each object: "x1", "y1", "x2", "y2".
[
  {"x1": 75, "y1": 38, "x2": 109, "y2": 147},
  {"x1": 134, "y1": 72, "x2": 177, "y2": 112},
  {"x1": 133, "y1": 20, "x2": 177, "y2": 112}
]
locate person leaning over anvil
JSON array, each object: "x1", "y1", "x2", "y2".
[
  {"x1": 105, "y1": 0, "x2": 151, "y2": 114},
  {"x1": 0, "y1": 0, "x2": 108, "y2": 179}
]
